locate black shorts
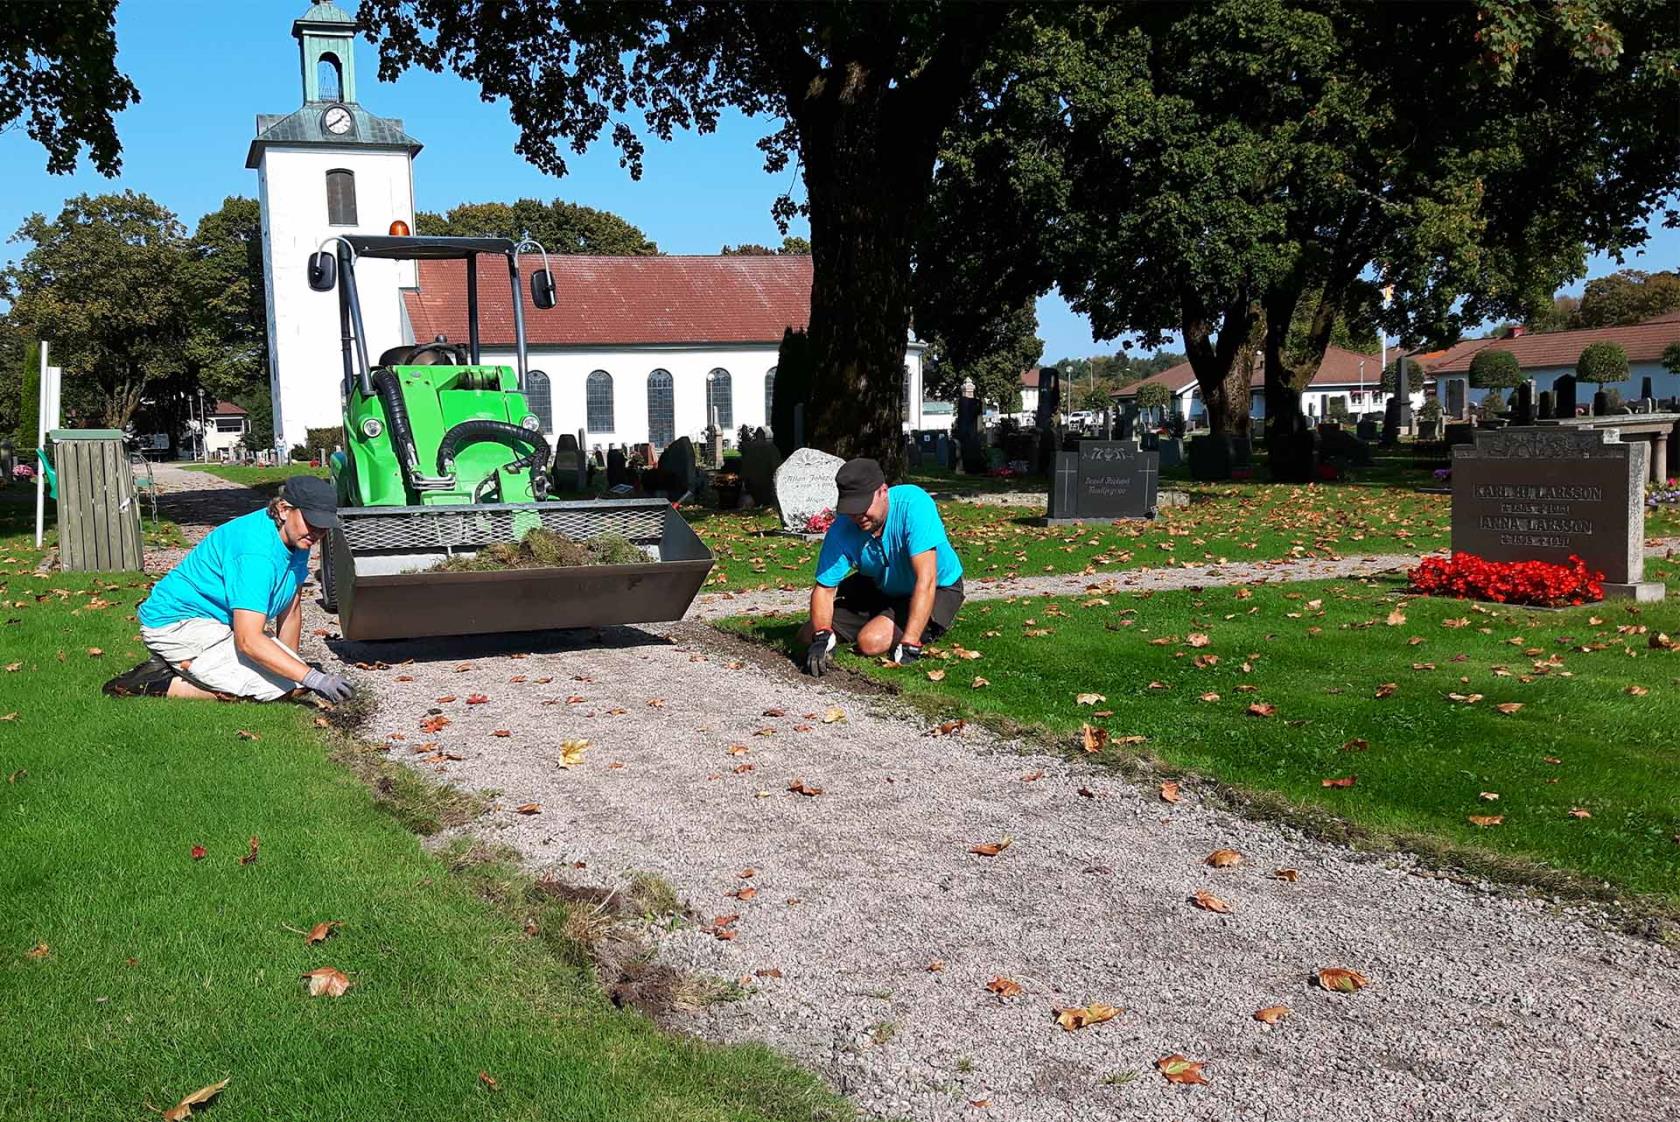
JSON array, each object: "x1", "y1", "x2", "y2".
[{"x1": 830, "y1": 574, "x2": 964, "y2": 645}]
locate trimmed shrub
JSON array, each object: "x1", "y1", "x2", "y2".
[
  {"x1": 1576, "y1": 340, "x2": 1629, "y2": 384},
  {"x1": 305, "y1": 426, "x2": 345, "y2": 455},
  {"x1": 1467, "y1": 348, "x2": 1523, "y2": 390},
  {"x1": 1134, "y1": 382, "x2": 1171, "y2": 410},
  {"x1": 1482, "y1": 388, "x2": 1506, "y2": 415}
]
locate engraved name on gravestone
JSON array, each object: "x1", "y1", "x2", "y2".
[
  {"x1": 773, "y1": 447, "x2": 845, "y2": 532},
  {"x1": 1451, "y1": 426, "x2": 1661, "y2": 600},
  {"x1": 1047, "y1": 440, "x2": 1158, "y2": 523}
]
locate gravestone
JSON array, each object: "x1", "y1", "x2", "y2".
[
  {"x1": 1356, "y1": 416, "x2": 1379, "y2": 442},
  {"x1": 905, "y1": 435, "x2": 922, "y2": 469},
  {"x1": 1319, "y1": 425, "x2": 1374, "y2": 466},
  {"x1": 1187, "y1": 433, "x2": 1235, "y2": 481},
  {"x1": 1395, "y1": 357, "x2": 1413, "y2": 428},
  {"x1": 1554, "y1": 374, "x2": 1577, "y2": 418},
  {"x1": 1513, "y1": 382, "x2": 1535, "y2": 426},
  {"x1": 659, "y1": 436, "x2": 699, "y2": 501},
  {"x1": 773, "y1": 447, "x2": 845, "y2": 532},
  {"x1": 551, "y1": 432, "x2": 583, "y2": 491},
  {"x1": 1381, "y1": 398, "x2": 1402, "y2": 446},
  {"x1": 936, "y1": 433, "x2": 953, "y2": 469},
  {"x1": 1446, "y1": 380, "x2": 1466, "y2": 419},
  {"x1": 1157, "y1": 437, "x2": 1183, "y2": 469},
  {"x1": 1452, "y1": 426, "x2": 1662, "y2": 600},
  {"x1": 1046, "y1": 441, "x2": 1159, "y2": 523},
  {"x1": 1538, "y1": 390, "x2": 1555, "y2": 421},
  {"x1": 739, "y1": 430, "x2": 783, "y2": 506},
  {"x1": 606, "y1": 446, "x2": 627, "y2": 487},
  {"x1": 956, "y1": 395, "x2": 985, "y2": 473}
]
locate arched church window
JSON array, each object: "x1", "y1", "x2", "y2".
[
  {"x1": 326, "y1": 169, "x2": 357, "y2": 226},
  {"x1": 526, "y1": 370, "x2": 552, "y2": 432},
  {"x1": 647, "y1": 369, "x2": 674, "y2": 447},
  {"x1": 317, "y1": 53, "x2": 343, "y2": 102},
  {"x1": 586, "y1": 370, "x2": 615, "y2": 433},
  {"x1": 707, "y1": 367, "x2": 733, "y2": 430}
]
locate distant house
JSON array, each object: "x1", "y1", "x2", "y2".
[
  {"x1": 1019, "y1": 367, "x2": 1044, "y2": 417},
  {"x1": 1111, "y1": 345, "x2": 1424, "y2": 424},
  {"x1": 1420, "y1": 312, "x2": 1680, "y2": 417},
  {"x1": 204, "y1": 401, "x2": 250, "y2": 457}
]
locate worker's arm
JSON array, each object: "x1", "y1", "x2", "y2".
[
  {"x1": 274, "y1": 589, "x2": 303, "y2": 657},
  {"x1": 807, "y1": 582, "x2": 838, "y2": 634},
  {"x1": 231, "y1": 608, "x2": 311, "y2": 683},
  {"x1": 897, "y1": 549, "x2": 940, "y2": 650}
]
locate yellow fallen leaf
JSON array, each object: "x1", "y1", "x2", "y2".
[
  {"x1": 1053, "y1": 1002, "x2": 1120, "y2": 1031},
  {"x1": 1075, "y1": 692, "x2": 1106, "y2": 705},
  {"x1": 162, "y1": 1077, "x2": 230, "y2": 1121},
  {"x1": 559, "y1": 739, "x2": 590, "y2": 768},
  {"x1": 822, "y1": 707, "x2": 845, "y2": 723}
]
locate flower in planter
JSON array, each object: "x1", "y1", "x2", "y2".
[
  {"x1": 1408, "y1": 552, "x2": 1604, "y2": 607},
  {"x1": 1433, "y1": 467, "x2": 1452, "y2": 481},
  {"x1": 804, "y1": 508, "x2": 835, "y2": 534}
]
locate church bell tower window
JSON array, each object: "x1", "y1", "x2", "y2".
[{"x1": 326, "y1": 169, "x2": 357, "y2": 226}]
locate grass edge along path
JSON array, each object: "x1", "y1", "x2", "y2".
[
  {"x1": 721, "y1": 563, "x2": 1680, "y2": 926},
  {"x1": 0, "y1": 551, "x2": 846, "y2": 1122}
]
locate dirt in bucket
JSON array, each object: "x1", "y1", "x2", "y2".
[{"x1": 431, "y1": 528, "x2": 650, "y2": 572}]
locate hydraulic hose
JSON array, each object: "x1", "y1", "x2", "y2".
[
  {"x1": 435, "y1": 420, "x2": 551, "y2": 501},
  {"x1": 371, "y1": 369, "x2": 424, "y2": 486}
]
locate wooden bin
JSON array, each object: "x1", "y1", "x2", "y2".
[{"x1": 48, "y1": 429, "x2": 144, "y2": 571}]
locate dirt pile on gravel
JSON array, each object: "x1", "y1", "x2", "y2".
[{"x1": 432, "y1": 529, "x2": 648, "y2": 572}]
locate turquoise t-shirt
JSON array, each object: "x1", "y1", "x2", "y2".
[
  {"x1": 814, "y1": 484, "x2": 963, "y2": 596},
  {"x1": 138, "y1": 509, "x2": 311, "y2": 628}
]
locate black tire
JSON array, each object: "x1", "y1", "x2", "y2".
[{"x1": 320, "y1": 530, "x2": 339, "y2": 614}]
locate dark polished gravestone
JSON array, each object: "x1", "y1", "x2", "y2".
[
  {"x1": 1451, "y1": 426, "x2": 1662, "y2": 601},
  {"x1": 1045, "y1": 440, "x2": 1159, "y2": 524}
]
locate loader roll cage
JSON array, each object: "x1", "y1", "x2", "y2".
[{"x1": 320, "y1": 236, "x2": 546, "y2": 401}]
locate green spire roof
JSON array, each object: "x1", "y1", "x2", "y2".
[{"x1": 297, "y1": 2, "x2": 354, "y2": 24}]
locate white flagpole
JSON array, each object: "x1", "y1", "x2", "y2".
[{"x1": 34, "y1": 342, "x2": 48, "y2": 548}]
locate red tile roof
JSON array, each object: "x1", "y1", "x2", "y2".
[
  {"x1": 1020, "y1": 367, "x2": 1043, "y2": 389},
  {"x1": 1427, "y1": 316, "x2": 1680, "y2": 374},
  {"x1": 211, "y1": 401, "x2": 248, "y2": 416},
  {"x1": 403, "y1": 255, "x2": 815, "y2": 348},
  {"x1": 1113, "y1": 345, "x2": 1386, "y2": 397}
]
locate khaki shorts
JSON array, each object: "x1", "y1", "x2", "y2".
[{"x1": 140, "y1": 618, "x2": 302, "y2": 701}]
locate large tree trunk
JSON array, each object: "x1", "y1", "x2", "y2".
[
  {"x1": 1261, "y1": 292, "x2": 1330, "y2": 483},
  {"x1": 1181, "y1": 296, "x2": 1258, "y2": 440}
]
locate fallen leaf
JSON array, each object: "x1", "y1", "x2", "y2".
[
  {"x1": 514, "y1": 803, "x2": 542, "y2": 815},
  {"x1": 1159, "y1": 781, "x2": 1181, "y2": 804},
  {"x1": 1447, "y1": 692, "x2": 1484, "y2": 704},
  {"x1": 1467, "y1": 815, "x2": 1504, "y2": 827},
  {"x1": 821, "y1": 707, "x2": 845, "y2": 723},
  {"x1": 1021, "y1": 768, "x2": 1045, "y2": 782},
  {"x1": 1246, "y1": 702, "x2": 1277, "y2": 717},
  {"x1": 1493, "y1": 702, "x2": 1524, "y2": 715},
  {"x1": 1206, "y1": 848, "x2": 1243, "y2": 868},
  {"x1": 1479, "y1": 791, "x2": 1500, "y2": 801},
  {"x1": 1374, "y1": 683, "x2": 1397, "y2": 699},
  {"x1": 304, "y1": 920, "x2": 340, "y2": 945},
  {"x1": 1186, "y1": 633, "x2": 1211, "y2": 648},
  {"x1": 238, "y1": 836, "x2": 259, "y2": 866},
  {"x1": 25, "y1": 942, "x2": 49, "y2": 959},
  {"x1": 419, "y1": 715, "x2": 450, "y2": 734},
  {"x1": 1648, "y1": 632, "x2": 1675, "y2": 650},
  {"x1": 1385, "y1": 609, "x2": 1407, "y2": 626},
  {"x1": 1053, "y1": 1002, "x2": 1120, "y2": 1031},
  {"x1": 478, "y1": 1071, "x2": 499, "y2": 1093},
  {"x1": 1147, "y1": 680, "x2": 1169, "y2": 690},
  {"x1": 1341, "y1": 738, "x2": 1369, "y2": 752},
  {"x1": 984, "y1": 976, "x2": 1023, "y2": 999},
  {"x1": 1317, "y1": 967, "x2": 1368, "y2": 993},
  {"x1": 466, "y1": 693, "x2": 490, "y2": 705},
  {"x1": 1625, "y1": 685, "x2": 1649, "y2": 697},
  {"x1": 1321, "y1": 775, "x2": 1357, "y2": 788},
  {"x1": 86, "y1": 647, "x2": 103, "y2": 657},
  {"x1": 1191, "y1": 889, "x2": 1232, "y2": 914},
  {"x1": 491, "y1": 729, "x2": 511, "y2": 738},
  {"x1": 190, "y1": 844, "x2": 206, "y2": 860},
  {"x1": 755, "y1": 967, "x2": 784, "y2": 978},
  {"x1": 1080, "y1": 723, "x2": 1108, "y2": 753},
  {"x1": 762, "y1": 707, "x2": 785, "y2": 717},
  {"x1": 161, "y1": 1077, "x2": 230, "y2": 1121},
  {"x1": 1115, "y1": 734, "x2": 1147, "y2": 746},
  {"x1": 1569, "y1": 807, "x2": 1592, "y2": 819},
  {"x1": 559, "y1": 739, "x2": 590, "y2": 768},
  {"x1": 969, "y1": 836, "x2": 1013, "y2": 857},
  {"x1": 925, "y1": 959, "x2": 946, "y2": 972},
  {"x1": 926, "y1": 669, "x2": 946, "y2": 681},
  {"x1": 731, "y1": 886, "x2": 758, "y2": 901},
  {"x1": 787, "y1": 778, "x2": 824, "y2": 796},
  {"x1": 3, "y1": 662, "x2": 19, "y2": 672},
  {"x1": 1273, "y1": 868, "x2": 1300, "y2": 882},
  {"x1": 1199, "y1": 691, "x2": 1221, "y2": 703},
  {"x1": 1156, "y1": 1054, "x2": 1209, "y2": 1085},
  {"x1": 971, "y1": 676, "x2": 990, "y2": 689},
  {"x1": 302, "y1": 966, "x2": 351, "y2": 997},
  {"x1": 1254, "y1": 1005, "x2": 1290, "y2": 1025},
  {"x1": 1076, "y1": 692, "x2": 1106, "y2": 705}
]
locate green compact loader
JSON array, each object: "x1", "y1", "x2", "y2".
[{"x1": 306, "y1": 235, "x2": 712, "y2": 641}]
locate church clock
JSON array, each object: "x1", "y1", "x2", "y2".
[{"x1": 321, "y1": 104, "x2": 354, "y2": 136}]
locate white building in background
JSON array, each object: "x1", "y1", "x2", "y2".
[
  {"x1": 202, "y1": 401, "x2": 251, "y2": 458},
  {"x1": 1114, "y1": 345, "x2": 1425, "y2": 425},
  {"x1": 251, "y1": 2, "x2": 923, "y2": 455}
]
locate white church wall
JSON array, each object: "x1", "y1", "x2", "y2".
[{"x1": 260, "y1": 144, "x2": 415, "y2": 452}]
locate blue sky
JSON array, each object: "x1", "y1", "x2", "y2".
[{"x1": 2, "y1": 0, "x2": 1675, "y2": 363}]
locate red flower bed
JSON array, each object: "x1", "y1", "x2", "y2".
[{"x1": 1408, "y1": 552, "x2": 1605, "y2": 606}]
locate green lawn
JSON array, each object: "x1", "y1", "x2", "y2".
[
  {"x1": 692, "y1": 480, "x2": 1453, "y2": 592},
  {"x1": 179, "y1": 462, "x2": 331, "y2": 498},
  {"x1": 726, "y1": 562, "x2": 1680, "y2": 909},
  {"x1": 0, "y1": 502, "x2": 842, "y2": 1122}
]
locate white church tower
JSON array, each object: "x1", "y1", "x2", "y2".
[{"x1": 247, "y1": 1, "x2": 421, "y2": 455}]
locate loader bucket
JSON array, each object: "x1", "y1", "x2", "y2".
[{"x1": 326, "y1": 498, "x2": 714, "y2": 642}]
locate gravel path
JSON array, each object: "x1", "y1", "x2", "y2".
[{"x1": 149, "y1": 471, "x2": 1680, "y2": 1121}]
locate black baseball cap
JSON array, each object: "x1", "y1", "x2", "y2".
[
  {"x1": 280, "y1": 475, "x2": 340, "y2": 529},
  {"x1": 834, "y1": 457, "x2": 886, "y2": 515}
]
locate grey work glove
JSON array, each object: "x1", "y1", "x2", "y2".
[
  {"x1": 804, "y1": 629, "x2": 837, "y2": 677},
  {"x1": 302, "y1": 667, "x2": 354, "y2": 703},
  {"x1": 891, "y1": 641, "x2": 923, "y2": 666}
]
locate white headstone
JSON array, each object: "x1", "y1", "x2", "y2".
[{"x1": 773, "y1": 447, "x2": 845, "y2": 532}]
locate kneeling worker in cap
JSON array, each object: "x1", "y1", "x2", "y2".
[
  {"x1": 105, "y1": 476, "x2": 353, "y2": 703},
  {"x1": 798, "y1": 457, "x2": 964, "y2": 676}
]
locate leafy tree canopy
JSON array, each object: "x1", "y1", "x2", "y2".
[
  {"x1": 1, "y1": 0, "x2": 138, "y2": 175},
  {"x1": 1576, "y1": 340, "x2": 1631, "y2": 383},
  {"x1": 1663, "y1": 340, "x2": 1680, "y2": 376},
  {"x1": 921, "y1": 300, "x2": 1040, "y2": 414},
  {"x1": 417, "y1": 198, "x2": 658, "y2": 255},
  {"x1": 721, "y1": 236, "x2": 810, "y2": 255},
  {"x1": 1134, "y1": 382, "x2": 1172, "y2": 410},
  {"x1": 1468, "y1": 348, "x2": 1524, "y2": 389},
  {"x1": 1572, "y1": 269, "x2": 1680, "y2": 328}
]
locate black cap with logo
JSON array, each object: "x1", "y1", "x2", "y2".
[{"x1": 280, "y1": 475, "x2": 340, "y2": 529}]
